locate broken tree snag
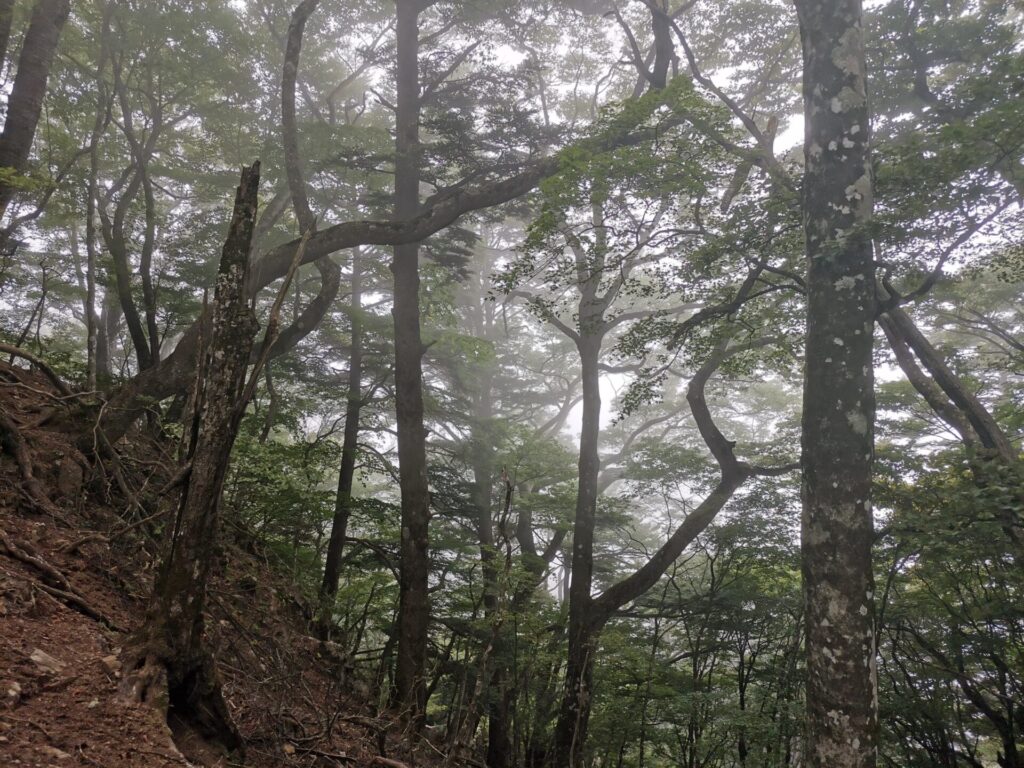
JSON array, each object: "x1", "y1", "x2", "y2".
[
  {"x1": 794, "y1": 0, "x2": 879, "y2": 765},
  {"x1": 119, "y1": 163, "x2": 261, "y2": 754}
]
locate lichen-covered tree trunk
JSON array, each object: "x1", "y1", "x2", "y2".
[
  {"x1": 794, "y1": 0, "x2": 879, "y2": 765},
  {"x1": 120, "y1": 164, "x2": 261, "y2": 752},
  {"x1": 0, "y1": 0, "x2": 71, "y2": 217}
]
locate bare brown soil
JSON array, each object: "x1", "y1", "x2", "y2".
[{"x1": 0, "y1": 360, "x2": 434, "y2": 768}]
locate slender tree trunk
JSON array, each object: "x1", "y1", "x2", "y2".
[
  {"x1": 879, "y1": 313, "x2": 979, "y2": 448},
  {"x1": 318, "y1": 251, "x2": 364, "y2": 637},
  {"x1": 282, "y1": 0, "x2": 319, "y2": 233},
  {"x1": 794, "y1": 0, "x2": 879, "y2": 765},
  {"x1": 119, "y1": 164, "x2": 261, "y2": 752},
  {"x1": 883, "y1": 306, "x2": 1015, "y2": 461},
  {"x1": 547, "y1": 329, "x2": 766, "y2": 768},
  {"x1": 102, "y1": 209, "x2": 153, "y2": 371},
  {"x1": 280, "y1": 0, "x2": 365, "y2": 639},
  {"x1": 139, "y1": 169, "x2": 161, "y2": 364},
  {"x1": 85, "y1": 7, "x2": 112, "y2": 391},
  {"x1": 86, "y1": 160, "x2": 101, "y2": 390},
  {"x1": 469, "y1": 373, "x2": 513, "y2": 768},
  {"x1": 550, "y1": 333, "x2": 602, "y2": 768},
  {"x1": 0, "y1": 0, "x2": 71, "y2": 218},
  {"x1": 391, "y1": 0, "x2": 431, "y2": 722},
  {"x1": 96, "y1": 288, "x2": 120, "y2": 386}
]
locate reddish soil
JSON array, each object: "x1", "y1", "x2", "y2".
[{"x1": 0, "y1": 361, "x2": 434, "y2": 768}]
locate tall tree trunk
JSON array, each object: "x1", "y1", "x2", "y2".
[
  {"x1": 318, "y1": 251, "x2": 363, "y2": 636},
  {"x1": 550, "y1": 332, "x2": 602, "y2": 768},
  {"x1": 281, "y1": 0, "x2": 364, "y2": 640},
  {"x1": 0, "y1": 0, "x2": 71, "y2": 218},
  {"x1": 281, "y1": 0, "x2": 319, "y2": 234},
  {"x1": 100, "y1": 56, "x2": 166, "y2": 372},
  {"x1": 794, "y1": 0, "x2": 879, "y2": 765},
  {"x1": 391, "y1": 0, "x2": 430, "y2": 722},
  {"x1": 119, "y1": 164, "x2": 261, "y2": 752},
  {"x1": 139, "y1": 168, "x2": 161, "y2": 364}
]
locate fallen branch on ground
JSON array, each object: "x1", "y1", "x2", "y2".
[
  {"x1": 0, "y1": 529, "x2": 122, "y2": 630},
  {"x1": 370, "y1": 758, "x2": 411, "y2": 768},
  {"x1": 0, "y1": 343, "x2": 73, "y2": 397}
]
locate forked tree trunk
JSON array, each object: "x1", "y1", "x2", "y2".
[
  {"x1": 882, "y1": 306, "x2": 1015, "y2": 461},
  {"x1": 794, "y1": 0, "x2": 879, "y2": 764},
  {"x1": 548, "y1": 329, "x2": 775, "y2": 768},
  {"x1": 119, "y1": 164, "x2": 261, "y2": 752}
]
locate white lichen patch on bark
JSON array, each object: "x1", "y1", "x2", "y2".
[
  {"x1": 830, "y1": 25, "x2": 866, "y2": 78},
  {"x1": 830, "y1": 86, "x2": 865, "y2": 113},
  {"x1": 844, "y1": 173, "x2": 871, "y2": 203},
  {"x1": 846, "y1": 410, "x2": 868, "y2": 435},
  {"x1": 834, "y1": 275, "x2": 861, "y2": 290}
]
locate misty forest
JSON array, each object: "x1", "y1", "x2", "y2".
[{"x1": 0, "y1": 0, "x2": 1021, "y2": 766}]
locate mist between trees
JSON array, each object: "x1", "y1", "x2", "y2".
[{"x1": 0, "y1": 0, "x2": 1021, "y2": 766}]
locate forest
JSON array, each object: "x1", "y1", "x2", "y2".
[{"x1": 0, "y1": 0, "x2": 1021, "y2": 766}]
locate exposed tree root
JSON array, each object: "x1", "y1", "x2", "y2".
[
  {"x1": 0, "y1": 342, "x2": 74, "y2": 397},
  {"x1": 0, "y1": 403, "x2": 71, "y2": 524},
  {"x1": 120, "y1": 647, "x2": 244, "y2": 758},
  {"x1": 0, "y1": 528, "x2": 121, "y2": 630}
]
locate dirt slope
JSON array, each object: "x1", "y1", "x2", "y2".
[{"x1": 0, "y1": 360, "x2": 430, "y2": 768}]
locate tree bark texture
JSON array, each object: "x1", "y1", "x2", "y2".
[
  {"x1": 0, "y1": 0, "x2": 71, "y2": 217},
  {"x1": 794, "y1": 0, "x2": 879, "y2": 764},
  {"x1": 119, "y1": 164, "x2": 261, "y2": 751},
  {"x1": 390, "y1": 0, "x2": 431, "y2": 722}
]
